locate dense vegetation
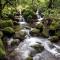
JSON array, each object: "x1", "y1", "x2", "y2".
[{"x1": 0, "y1": 0, "x2": 60, "y2": 60}]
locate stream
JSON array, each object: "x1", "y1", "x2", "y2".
[{"x1": 9, "y1": 10, "x2": 60, "y2": 60}]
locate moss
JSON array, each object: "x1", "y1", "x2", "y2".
[
  {"x1": 30, "y1": 28, "x2": 40, "y2": 36},
  {"x1": 0, "y1": 39, "x2": 6, "y2": 57},
  {"x1": 31, "y1": 44, "x2": 44, "y2": 53},
  {"x1": 3, "y1": 27, "x2": 15, "y2": 37},
  {"x1": 0, "y1": 31, "x2": 3, "y2": 38},
  {"x1": 42, "y1": 27, "x2": 49, "y2": 38},
  {"x1": 36, "y1": 23, "x2": 43, "y2": 32},
  {"x1": 13, "y1": 31, "x2": 26, "y2": 40},
  {"x1": 22, "y1": 9, "x2": 37, "y2": 23},
  {"x1": 48, "y1": 36, "x2": 59, "y2": 42},
  {"x1": 11, "y1": 39, "x2": 20, "y2": 47},
  {"x1": 26, "y1": 56, "x2": 33, "y2": 60},
  {"x1": 0, "y1": 20, "x2": 13, "y2": 28}
]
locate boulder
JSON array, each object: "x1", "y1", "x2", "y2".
[
  {"x1": 31, "y1": 43, "x2": 44, "y2": 53},
  {"x1": 0, "y1": 31, "x2": 3, "y2": 38},
  {"x1": 30, "y1": 28, "x2": 40, "y2": 36},
  {"x1": 11, "y1": 39, "x2": 20, "y2": 47},
  {"x1": 13, "y1": 31, "x2": 26, "y2": 40},
  {"x1": 48, "y1": 36, "x2": 59, "y2": 42},
  {"x1": 3, "y1": 27, "x2": 15, "y2": 37}
]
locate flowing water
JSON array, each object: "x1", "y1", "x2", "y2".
[{"x1": 13, "y1": 10, "x2": 60, "y2": 60}]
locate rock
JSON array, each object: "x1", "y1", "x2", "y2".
[
  {"x1": 36, "y1": 23, "x2": 43, "y2": 32},
  {"x1": 13, "y1": 31, "x2": 26, "y2": 40},
  {"x1": 3, "y1": 27, "x2": 15, "y2": 37},
  {"x1": 48, "y1": 36, "x2": 59, "y2": 42},
  {"x1": 13, "y1": 21, "x2": 19, "y2": 26},
  {"x1": 48, "y1": 29, "x2": 55, "y2": 36},
  {"x1": 0, "y1": 31, "x2": 3, "y2": 38},
  {"x1": 30, "y1": 28, "x2": 40, "y2": 36},
  {"x1": 11, "y1": 39, "x2": 20, "y2": 47},
  {"x1": 0, "y1": 39, "x2": 6, "y2": 58},
  {"x1": 31, "y1": 43, "x2": 44, "y2": 53},
  {"x1": 0, "y1": 20, "x2": 13, "y2": 28},
  {"x1": 26, "y1": 56, "x2": 33, "y2": 60},
  {"x1": 42, "y1": 28, "x2": 49, "y2": 38}
]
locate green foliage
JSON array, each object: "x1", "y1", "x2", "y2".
[
  {"x1": 22, "y1": 9, "x2": 37, "y2": 23},
  {"x1": 3, "y1": 27, "x2": 15, "y2": 36},
  {"x1": 0, "y1": 39, "x2": 6, "y2": 57},
  {"x1": 0, "y1": 20, "x2": 13, "y2": 28}
]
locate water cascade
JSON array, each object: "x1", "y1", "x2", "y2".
[
  {"x1": 36, "y1": 9, "x2": 44, "y2": 22},
  {"x1": 14, "y1": 10, "x2": 60, "y2": 60}
]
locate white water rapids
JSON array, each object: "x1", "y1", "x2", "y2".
[{"x1": 9, "y1": 10, "x2": 60, "y2": 60}]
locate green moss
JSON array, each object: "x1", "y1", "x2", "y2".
[
  {"x1": 31, "y1": 28, "x2": 40, "y2": 34},
  {"x1": 3, "y1": 27, "x2": 15, "y2": 36},
  {"x1": 0, "y1": 31, "x2": 3, "y2": 38},
  {"x1": 22, "y1": 9, "x2": 37, "y2": 23},
  {"x1": 26, "y1": 56, "x2": 33, "y2": 60},
  {"x1": 0, "y1": 39, "x2": 6, "y2": 57},
  {"x1": 31, "y1": 44, "x2": 44, "y2": 53},
  {"x1": 48, "y1": 36, "x2": 59, "y2": 42},
  {"x1": 0, "y1": 20, "x2": 13, "y2": 28},
  {"x1": 13, "y1": 31, "x2": 26, "y2": 40}
]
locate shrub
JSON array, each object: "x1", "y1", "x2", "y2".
[
  {"x1": 22, "y1": 9, "x2": 37, "y2": 23},
  {"x1": 0, "y1": 20, "x2": 13, "y2": 28},
  {"x1": 3, "y1": 27, "x2": 15, "y2": 37}
]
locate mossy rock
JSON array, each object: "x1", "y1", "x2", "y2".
[
  {"x1": 26, "y1": 56, "x2": 33, "y2": 60},
  {"x1": 13, "y1": 31, "x2": 26, "y2": 40},
  {"x1": 22, "y1": 9, "x2": 37, "y2": 23},
  {"x1": 36, "y1": 23, "x2": 43, "y2": 32},
  {"x1": 30, "y1": 28, "x2": 40, "y2": 36},
  {"x1": 0, "y1": 20, "x2": 13, "y2": 28},
  {"x1": 3, "y1": 27, "x2": 15, "y2": 37},
  {"x1": 42, "y1": 28, "x2": 49, "y2": 38},
  {"x1": 0, "y1": 31, "x2": 3, "y2": 38},
  {"x1": 11, "y1": 39, "x2": 20, "y2": 47},
  {"x1": 31, "y1": 43, "x2": 44, "y2": 53},
  {"x1": 0, "y1": 39, "x2": 6, "y2": 58},
  {"x1": 48, "y1": 36, "x2": 59, "y2": 42}
]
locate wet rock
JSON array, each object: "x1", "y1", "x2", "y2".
[
  {"x1": 0, "y1": 31, "x2": 3, "y2": 38},
  {"x1": 48, "y1": 36, "x2": 59, "y2": 42},
  {"x1": 11, "y1": 39, "x2": 20, "y2": 47},
  {"x1": 31, "y1": 43, "x2": 44, "y2": 53},
  {"x1": 13, "y1": 21, "x2": 19, "y2": 26},
  {"x1": 42, "y1": 28, "x2": 49, "y2": 38},
  {"x1": 26, "y1": 56, "x2": 33, "y2": 60},
  {"x1": 48, "y1": 29, "x2": 56, "y2": 36},
  {"x1": 3, "y1": 27, "x2": 15, "y2": 37},
  {"x1": 30, "y1": 28, "x2": 40, "y2": 36},
  {"x1": 13, "y1": 31, "x2": 26, "y2": 40},
  {"x1": 0, "y1": 20, "x2": 13, "y2": 28},
  {"x1": 36, "y1": 23, "x2": 43, "y2": 32}
]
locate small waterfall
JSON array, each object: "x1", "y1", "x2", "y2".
[
  {"x1": 14, "y1": 9, "x2": 60, "y2": 60},
  {"x1": 18, "y1": 9, "x2": 27, "y2": 27},
  {"x1": 36, "y1": 9, "x2": 43, "y2": 21},
  {"x1": 15, "y1": 36, "x2": 60, "y2": 60}
]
